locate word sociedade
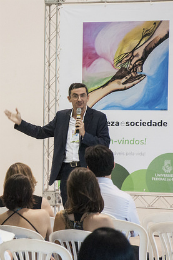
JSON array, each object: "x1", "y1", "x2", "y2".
[{"x1": 108, "y1": 119, "x2": 167, "y2": 127}]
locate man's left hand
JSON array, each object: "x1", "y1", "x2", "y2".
[{"x1": 76, "y1": 119, "x2": 85, "y2": 137}]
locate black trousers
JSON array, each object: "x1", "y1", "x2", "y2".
[{"x1": 59, "y1": 163, "x2": 80, "y2": 207}]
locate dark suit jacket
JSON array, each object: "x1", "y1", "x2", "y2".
[{"x1": 15, "y1": 106, "x2": 110, "y2": 185}]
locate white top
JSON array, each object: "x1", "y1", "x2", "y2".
[
  {"x1": 64, "y1": 115, "x2": 80, "y2": 162},
  {"x1": 64, "y1": 107, "x2": 87, "y2": 163},
  {"x1": 98, "y1": 177, "x2": 140, "y2": 224}
]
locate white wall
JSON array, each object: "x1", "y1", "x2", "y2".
[
  {"x1": 0, "y1": 0, "x2": 45, "y2": 195},
  {"x1": 0, "y1": 0, "x2": 172, "y2": 222}
]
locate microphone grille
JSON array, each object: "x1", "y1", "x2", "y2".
[{"x1": 76, "y1": 108, "x2": 81, "y2": 114}]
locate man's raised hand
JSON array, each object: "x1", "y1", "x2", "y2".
[{"x1": 4, "y1": 108, "x2": 22, "y2": 125}]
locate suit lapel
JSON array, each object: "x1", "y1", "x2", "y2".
[
  {"x1": 62, "y1": 109, "x2": 71, "y2": 147},
  {"x1": 84, "y1": 107, "x2": 93, "y2": 132}
]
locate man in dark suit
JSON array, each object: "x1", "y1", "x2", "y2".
[{"x1": 4, "y1": 83, "x2": 110, "y2": 206}]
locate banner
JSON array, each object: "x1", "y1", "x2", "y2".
[{"x1": 58, "y1": 2, "x2": 173, "y2": 193}]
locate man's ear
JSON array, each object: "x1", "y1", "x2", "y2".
[
  {"x1": 67, "y1": 96, "x2": 71, "y2": 102},
  {"x1": 87, "y1": 94, "x2": 90, "y2": 102}
]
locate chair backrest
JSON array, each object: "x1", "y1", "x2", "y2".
[
  {"x1": 50, "y1": 216, "x2": 55, "y2": 230},
  {"x1": 142, "y1": 212, "x2": 173, "y2": 260},
  {"x1": 0, "y1": 238, "x2": 72, "y2": 260},
  {"x1": 49, "y1": 229, "x2": 91, "y2": 260},
  {"x1": 111, "y1": 219, "x2": 148, "y2": 260},
  {"x1": 0, "y1": 225, "x2": 44, "y2": 240},
  {"x1": 142, "y1": 212, "x2": 173, "y2": 231},
  {"x1": 0, "y1": 229, "x2": 15, "y2": 242},
  {"x1": 0, "y1": 207, "x2": 8, "y2": 214},
  {"x1": 148, "y1": 221, "x2": 173, "y2": 260}
]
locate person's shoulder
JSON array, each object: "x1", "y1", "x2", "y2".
[
  {"x1": 106, "y1": 182, "x2": 132, "y2": 201},
  {"x1": 54, "y1": 210, "x2": 66, "y2": 231},
  {"x1": 115, "y1": 188, "x2": 136, "y2": 207},
  {"x1": 94, "y1": 213, "x2": 110, "y2": 221},
  {"x1": 54, "y1": 109, "x2": 72, "y2": 120},
  {"x1": 29, "y1": 208, "x2": 49, "y2": 219},
  {"x1": 55, "y1": 210, "x2": 65, "y2": 220},
  {"x1": 87, "y1": 213, "x2": 114, "y2": 230},
  {"x1": 86, "y1": 212, "x2": 107, "y2": 223},
  {"x1": 118, "y1": 188, "x2": 132, "y2": 199},
  {"x1": 54, "y1": 210, "x2": 65, "y2": 224},
  {"x1": 56, "y1": 109, "x2": 71, "y2": 115},
  {"x1": 29, "y1": 209, "x2": 51, "y2": 231},
  {"x1": 87, "y1": 107, "x2": 107, "y2": 117}
]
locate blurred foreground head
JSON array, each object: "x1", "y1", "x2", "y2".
[{"x1": 78, "y1": 227, "x2": 135, "y2": 260}]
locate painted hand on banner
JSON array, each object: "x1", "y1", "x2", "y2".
[
  {"x1": 115, "y1": 21, "x2": 169, "y2": 77},
  {"x1": 4, "y1": 108, "x2": 22, "y2": 125},
  {"x1": 87, "y1": 21, "x2": 169, "y2": 108},
  {"x1": 87, "y1": 68, "x2": 146, "y2": 108}
]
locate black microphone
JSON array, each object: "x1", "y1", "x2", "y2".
[{"x1": 76, "y1": 108, "x2": 81, "y2": 133}]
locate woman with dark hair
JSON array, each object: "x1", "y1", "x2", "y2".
[
  {"x1": 0, "y1": 162, "x2": 54, "y2": 217},
  {"x1": 53, "y1": 167, "x2": 114, "y2": 232},
  {"x1": 0, "y1": 174, "x2": 52, "y2": 240},
  {"x1": 78, "y1": 227, "x2": 135, "y2": 260}
]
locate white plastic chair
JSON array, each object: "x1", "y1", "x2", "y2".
[
  {"x1": 50, "y1": 217, "x2": 55, "y2": 230},
  {"x1": 49, "y1": 229, "x2": 91, "y2": 260},
  {"x1": 111, "y1": 219, "x2": 148, "y2": 260},
  {"x1": 0, "y1": 238, "x2": 72, "y2": 260},
  {"x1": 0, "y1": 225, "x2": 44, "y2": 240},
  {"x1": 0, "y1": 229, "x2": 15, "y2": 242},
  {"x1": 142, "y1": 212, "x2": 173, "y2": 260},
  {"x1": 142, "y1": 212, "x2": 173, "y2": 231},
  {"x1": 0, "y1": 207, "x2": 8, "y2": 214},
  {"x1": 148, "y1": 221, "x2": 173, "y2": 260}
]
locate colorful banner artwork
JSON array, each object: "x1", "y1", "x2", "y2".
[
  {"x1": 83, "y1": 21, "x2": 169, "y2": 110},
  {"x1": 59, "y1": 3, "x2": 173, "y2": 193}
]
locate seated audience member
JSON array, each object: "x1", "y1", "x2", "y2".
[
  {"x1": 0, "y1": 162, "x2": 54, "y2": 217},
  {"x1": 0, "y1": 174, "x2": 52, "y2": 240},
  {"x1": 85, "y1": 145, "x2": 140, "y2": 235},
  {"x1": 53, "y1": 167, "x2": 114, "y2": 232},
  {"x1": 78, "y1": 227, "x2": 135, "y2": 260}
]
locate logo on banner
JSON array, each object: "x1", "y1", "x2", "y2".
[{"x1": 162, "y1": 160, "x2": 173, "y2": 173}]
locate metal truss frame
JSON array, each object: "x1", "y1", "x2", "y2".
[
  {"x1": 129, "y1": 192, "x2": 173, "y2": 210},
  {"x1": 43, "y1": 2, "x2": 62, "y2": 212},
  {"x1": 43, "y1": 0, "x2": 173, "y2": 213}
]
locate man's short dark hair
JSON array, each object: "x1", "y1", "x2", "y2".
[
  {"x1": 68, "y1": 83, "x2": 88, "y2": 96},
  {"x1": 85, "y1": 145, "x2": 114, "y2": 177}
]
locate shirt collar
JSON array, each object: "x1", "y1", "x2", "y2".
[{"x1": 97, "y1": 177, "x2": 113, "y2": 184}]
